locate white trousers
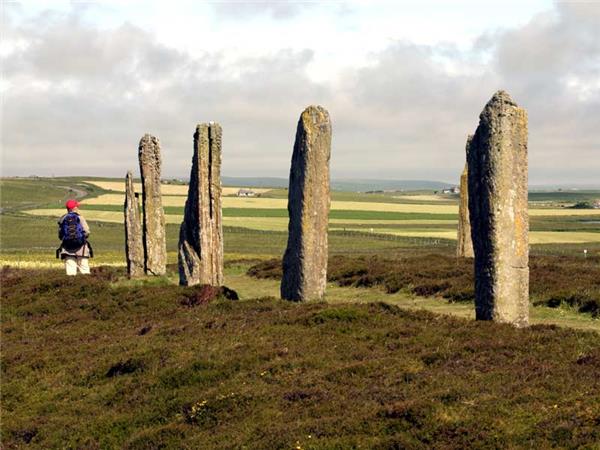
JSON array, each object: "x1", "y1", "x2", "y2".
[{"x1": 64, "y1": 256, "x2": 90, "y2": 276}]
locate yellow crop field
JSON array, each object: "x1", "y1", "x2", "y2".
[
  {"x1": 83, "y1": 194, "x2": 128, "y2": 205},
  {"x1": 330, "y1": 201, "x2": 458, "y2": 214},
  {"x1": 85, "y1": 180, "x2": 271, "y2": 196},
  {"x1": 81, "y1": 195, "x2": 459, "y2": 213},
  {"x1": 85, "y1": 180, "x2": 188, "y2": 195},
  {"x1": 209, "y1": 197, "x2": 461, "y2": 214},
  {"x1": 335, "y1": 228, "x2": 459, "y2": 240},
  {"x1": 528, "y1": 232, "x2": 600, "y2": 244},
  {"x1": 393, "y1": 195, "x2": 449, "y2": 202},
  {"x1": 84, "y1": 194, "x2": 187, "y2": 207},
  {"x1": 221, "y1": 187, "x2": 273, "y2": 195},
  {"x1": 330, "y1": 219, "x2": 457, "y2": 225},
  {"x1": 0, "y1": 259, "x2": 126, "y2": 269},
  {"x1": 529, "y1": 209, "x2": 600, "y2": 217}
]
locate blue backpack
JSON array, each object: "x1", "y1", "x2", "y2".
[{"x1": 60, "y1": 212, "x2": 86, "y2": 251}]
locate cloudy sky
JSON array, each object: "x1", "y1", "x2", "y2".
[{"x1": 1, "y1": 0, "x2": 599, "y2": 185}]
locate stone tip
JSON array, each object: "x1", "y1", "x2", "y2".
[
  {"x1": 486, "y1": 90, "x2": 518, "y2": 108},
  {"x1": 300, "y1": 105, "x2": 331, "y2": 127},
  {"x1": 303, "y1": 104, "x2": 329, "y2": 114},
  {"x1": 139, "y1": 133, "x2": 159, "y2": 146},
  {"x1": 195, "y1": 122, "x2": 220, "y2": 129}
]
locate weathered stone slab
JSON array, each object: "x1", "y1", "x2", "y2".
[
  {"x1": 124, "y1": 171, "x2": 144, "y2": 278},
  {"x1": 281, "y1": 106, "x2": 332, "y2": 302},
  {"x1": 457, "y1": 136, "x2": 474, "y2": 258},
  {"x1": 467, "y1": 90, "x2": 529, "y2": 327},
  {"x1": 178, "y1": 123, "x2": 224, "y2": 286},
  {"x1": 138, "y1": 134, "x2": 167, "y2": 276}
]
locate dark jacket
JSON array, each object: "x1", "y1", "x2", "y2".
[{"x1": 57, "y1": 210, "x2": 91, "y2": 258}]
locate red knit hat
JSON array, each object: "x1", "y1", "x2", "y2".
[{"x1": 65, "y1": 199, "x2": 80, "y2": 210}]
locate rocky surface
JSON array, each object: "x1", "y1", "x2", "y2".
[
  {"x1": 281, "y1": 106, "x2": 332, "y2": 301},
  {"x1": 457, "y1": 137, "x2": 474, "y2": 258},
  {"x1": 138, "y1": 134, "x2": 167, "y2": 276},
  {"x1": 467, "y1": 90, "x2": 529, "y2": 327},
  {"x1": 178, "y1": 123, "x2": 224, "y2": 286},
  {"x1": 124, "y1": 171, "x2": 144, "y2": 278}
]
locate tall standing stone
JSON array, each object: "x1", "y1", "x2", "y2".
[
  {"x1": 281, "y1": 106, "x2": 332, "y2": 302},
  {"x1": 178, "y1": 123, "x2": 224, "y2": 286},
  {"x1": 457, "y1": 137, "x2": 474, "y2": 258},
  {"x1": 138, "y1": 134, "x2": 167, "y2": 276},
  {"x1": 124, "y1": 171, "x2": 144, "y2": 278},
  {"x1": 467, "y1": 90, "x2": 529, "y2": 327}
]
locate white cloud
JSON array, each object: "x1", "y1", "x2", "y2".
[{"x1": 1, "y1": 1, "x2": 599, "y2": 184}]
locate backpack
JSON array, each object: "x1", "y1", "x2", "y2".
[{"x1": 60, "y1": 213, "x2": 86, "y2": 251}]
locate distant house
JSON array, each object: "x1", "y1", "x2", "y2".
[
  {"x1": 593, "y1": 200, "x2": 600, "y2": 209},
  {"x1": 442, "y1": 187, "x2": 460, "y2": 194},
  {"x1": 237, "y1": 189, "x2": 256, "y2": 197}
]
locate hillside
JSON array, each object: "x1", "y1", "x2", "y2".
[{"x1": 2, "y1": 266, "x2": 599, "y2": 449}]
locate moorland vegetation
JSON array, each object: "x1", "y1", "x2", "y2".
[{"x1": 1, "y1": 177, "x2": 599, "y2": 448}]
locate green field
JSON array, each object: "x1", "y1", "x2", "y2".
[
  {"x1": 1, "y1": 178, "x2": 599, "y2": 261},
  {"x1": 9, "y1": 177, "x2": 600, "y2": 251}
]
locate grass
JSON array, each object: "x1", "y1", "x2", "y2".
[
  {"x1": 20, "y1": 208, "x2": 600, "y2": 245},
  {"x1": 0, "y1": 178, "x2": 106, "y2": 212},
  {"x1": 248, "y1": 254, "x2": 600, "y2": 320},
  {"x1": 0, "y1": 213, "x2": 457, "y2": 267},
  {"x1": 227, "y1": 261, "x2": 599, "y2": 331},
  {"x1": 78, "y1": 204, "x2": 460, "y2": 221},
  {"x1": 2, "y1": 178, "x2": 600, "y2": 447},
  {"x1": 8, "y1": 177, "x2": 600, "y2": 250},
  {"x1": 529, "y1": 190, "x2": 600, "y2": 204},
  {"x1": 2, "y1": 266, "x2": 599, "y2": 448},
  {"x1": 22, "y1": 208, "x2": 459, "y2": 222}
]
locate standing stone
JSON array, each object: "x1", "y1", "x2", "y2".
[
  {"x1": 281, "y1": 106, "x2": 332, "y2": 302},
  {"x1": 457, "y1": 137, "x2": 474, "y2": 258},
  {"x1": 138, "y1": 134, "x2": 167, "y2": 276},
  {"x1": 124, "y1": 171, "x2": 144, "y2": 278},
  {"x1": 178, "y1": 123, "x2": 224, "y2": 286},
  {"x1": 467, "y1": 90, "x2": 529, "y2": 327}
]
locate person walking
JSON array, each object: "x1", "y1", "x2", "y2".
[{"x1": 57, "y1": 199, "x2": 93, "y2": 275}]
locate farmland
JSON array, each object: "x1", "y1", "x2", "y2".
[
  {"x1": 5, "y1": 180, "x2": 600, "y2": 247},
  {"x1": 1, "y1": 176, "x2": 599, "y2": 325},
  {"x1": 2, "y1": 176, "x2": 600, "y2": 260},
  {"x1": 12, "y1": 178, "x2": 600, "y2": 249}
]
